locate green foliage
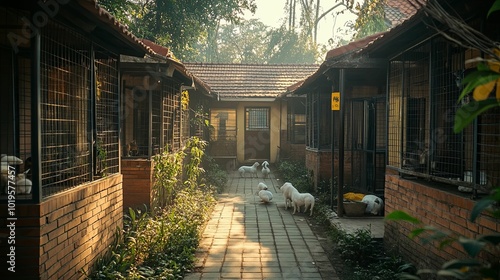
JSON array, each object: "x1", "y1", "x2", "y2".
[
  {"x1": 98, "y1": 0, "x2": 256, "y2": 61},
  {"x1": 353, "y1": 0, "x2": 388, "y2": 40},
  {"x1": 329, "y1": 226, "x2": 414, "y2": 280},
  {"x1": 152, "y1": 137, "x2": 210, "y2": 210},
  {"x1": 191, "y1": 19, "x2": 319, "y2": 63},
  {"x1": 454, "y1": 67, "x2": 500, "y2": 132},
  {"x1": 88, "y1": 189, "x2": 216, "y2": 279},
  {"x1": 152, "y1": 143, "x2": 185, "y2": 209},
  {"x1": 87, "y1": 137, "x2": 217, "y2": 279},
  {"x1": 95, "y1": 139, "x2": 108, "y2": 177},
  {"x1": 183, "y1": 137, "x2": 207, "y2": 189},
  {"x1": 336, "y1": 227, "x2": 378, "y2": 267},
  {"x1": 201, "y1": 155, "x2": 228, "y2": 193},
  {"x1": 276, "y1": 159, "x2": 312, "y2": 192}
]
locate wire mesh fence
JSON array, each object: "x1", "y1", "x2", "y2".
[{"x1": 388, "y1": 38, "x2": 500, "y2": 192}]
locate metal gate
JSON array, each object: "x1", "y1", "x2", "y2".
[{"x1": 347, "y1": 97, "x2": 386, "y2": 195}]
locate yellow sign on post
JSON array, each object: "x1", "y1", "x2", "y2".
[{"x1": 331, "y1": 92, "x2": 340, "y2": 111}]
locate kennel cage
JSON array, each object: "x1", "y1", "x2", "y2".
[
  {"x1": 0, "y1": 17, "x2": 121, "y2": 200},
  {"x1": 387, "y1": 38, "x2": 500, "y2": 191}
]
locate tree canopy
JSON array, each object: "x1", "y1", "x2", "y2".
[
  {"x1": 98, "y1": 0, "x2": 392, "y2": 63},
  {"x1": 99, "y1": 0, "x2": 257, "y2": 61}
]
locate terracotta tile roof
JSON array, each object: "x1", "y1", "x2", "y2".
[
  {"x1": 289, "y1": 1, "x2": 424, "y2": 95},
  {"x1": 326, "y1": 32, "x2": 386, "y2": 59},
  {"x1": 355, "y1": 0, "x2": 426, "y2": 55},
  {"x1": 385, "y1": 0, "x2": 422, "y2": 26},
  {"x1": 141, "y1": 39, "x2": 173, "y2": 58},
  {"x1": 184, "y1": 63, "x2": 319, "y2": 100}
]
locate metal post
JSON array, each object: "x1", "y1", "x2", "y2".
[
  {"x1": 31, "y1": 32, "x2": 42, "y2": 203},
  {"x1": 331, "y1": 86, "x2": 335, "y2": 210},
  {"x1": 337, "y1": 69, "x2": 345, "y2": 217}
]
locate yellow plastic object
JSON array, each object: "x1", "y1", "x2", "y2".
[{"x1": 343, "y1": 192, "x2": 365, "y2": 201}]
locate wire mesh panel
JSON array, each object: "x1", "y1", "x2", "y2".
[
  {"x1": 287, "y1": 98, "x2": 306, "y2": 144},
  {"x1": 306, "y1": 91, "x2": 319, "y2": 148},
  {"x1": 0, "y1": 9, "x2": 33, "y2": 200},
  {"x1": 151, "y1": 89, "x2": 162, "y2": 155},
  {"x1": 162, "y1": 82, "x2": 181, "y2": 152},
  {"x1": 347, "y1": 97, "x2": 387, "y2": 194},
  {"x1": 477, "y1": 107, "x2": 500, "y2": 188},
  {"x1": 209, "y1": 108, "x2": 237, "y2": 156},
  {"x1": 181, "y1": 91, "x2": 190, "y2": 142},
  {"x1": 430, "y1": 39, "x2": 468, "y2": 179},
  {"x1": 387, "y1": 36, "x2": 500, "y2": 193},
  {"x1": 95, "y1": 49, "x2": 119, "y2": 176},
  {"x1": 388, "y1": 61, "x2": 404, "y2": 167},
  {"x1": 319, "y1": 93, "x2": 332, "y2": 149},
  {"x1": 388, "y1": 43, "x2": 431, "y2": 174},
  {"x1": 40, "y1": 22, "x2": 92, "y2": 196}
]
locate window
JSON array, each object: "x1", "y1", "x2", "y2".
[
  {"x1": 245, "y1": 108, "x2": 269, "y2": 130},
  {"x1": 287, "y1": 98, "x2": 306, "y2": 144}
]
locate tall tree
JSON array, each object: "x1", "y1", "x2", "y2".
[
  {"x1": 265, "y1": 26, "x2": 318, "y2": 63},
  {"x1": 352, "y1": 0, "x2": 388, "y2": 39},
  {"x1": 98, "y1": 0, "x2": 257, "y2": 61},
  {"x1": 285, "y1": 0, "x2": 354, "y2": 44},
  {"x1": 190, "y1": 19, "x2": 319, "y2": 64}
]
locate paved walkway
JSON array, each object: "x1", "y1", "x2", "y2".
[{"x1": 185, "y1": 171, "x2": 338, "y2": 279}]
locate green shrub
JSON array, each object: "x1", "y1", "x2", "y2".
[
  {"x1": 87, "y1": 137, "x2": 217, "y2": 279},
  {"x1": 88, "y1": 189, "x2": 216, "y2": 279},
  {"x1": 312, "y1": 201, "x2": 414, "y2": 280},
  {"x1": 276, "y1": 160, "x2": 312, "y2": 192},
  {"x1": 201, "y1": 155, "x2": 228, "y2": 193}
]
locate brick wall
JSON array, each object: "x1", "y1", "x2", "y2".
[
  {"x1": 305, "y1": 149, "x2": 332, "y2": 188},
  {"x1": 0, "y1": 174, "x2": 123, "y2": 280},
  {"x1": 305, "y1": 149, "x2": 356, "y2": 189},
  {"x1": 122, "y1": 159, "x2": 154, "y2": 211},
  {"x1": 384, "y1": 174, "x2": 500, "y2": 270}
]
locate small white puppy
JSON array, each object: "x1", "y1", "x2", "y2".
[
  {"x1": 280, "y1": 182, "x2": 297, "y2": 210},
  {"x1": 15, "y1": 173, "x2": 32, "y2": 194},
  {"x1": 258, "y1": 190, "x2": 273, "y2": 203},
  {"x1": 290, "y1": 188, "x2": 315, "y2": 216},
  {"x1": 257, "y1": 182, "x2": 268, "y2": 190},
  {"x1": 261, "y1": 161, "x2": 270, "y2": 178},
  {"x1": 361, "y1": 195, "x2": 384, "y2": 215},
  {"x1": 238, "y1": 162, "x2": 260, "y2": 177}
]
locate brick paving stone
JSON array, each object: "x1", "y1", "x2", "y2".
[{"x1": 184, "y1": 170, "x2": 339, "y2": 279}]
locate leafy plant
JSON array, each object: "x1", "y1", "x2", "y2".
[
  {"x1": 312, "y1": 201, "x2": 413, "y2": 280},
  {"x1": 201, "y1": 155, "x2": 228, "y2": 193},
  {"x1": 276, "y1": 159, "x2": 313, "y2": 192},
  {"x1": 152, "y1": 143, "x2": 185, "y2": 209},
  {"x1": 95, "y1": 139, "x2": 107, "y2": 177},
  {"x1": 88, "y1": 189, "x2": 216, "y2": 279},
  {"x1": 455, "y1": 52, "x2": 500, "y2": 133}
]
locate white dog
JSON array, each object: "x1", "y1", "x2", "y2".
[
  {"x1": 361, "y1": 195, "x2": 384, "y2": 215},
  {"x1": 257, "y1": 182, "x2": 268, "y2": 190},
  {"x1": 280, "y1": 182, "x2": 297, "y2": 210},
  {"x1": 290, "y1": 188, "x2": 315, "y2": 216},
  {"x1": 1, "y1": 155, "x2": 24, "y2": 193},
  {"x1": 238, "y1": 162, "x2": 260, "y2": 177},
  {"x1": 258, "y1": 190, "x2": 273, "y2": 203},
  {"x1": 261, "y1": 161, "x2": 270, "y2": 178},
  {"x1": 15, "y1": 173, "x2": 32, "y2": 194}
]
